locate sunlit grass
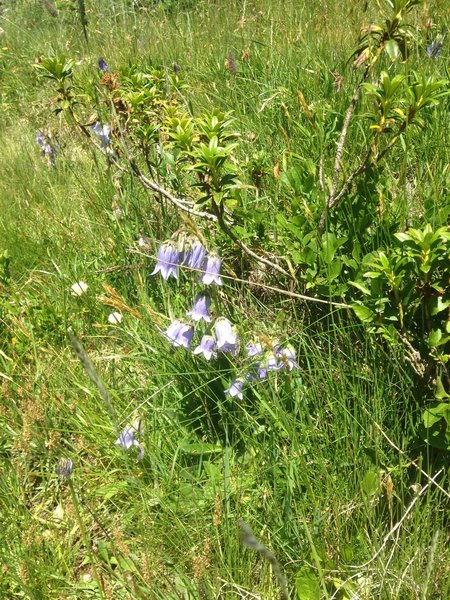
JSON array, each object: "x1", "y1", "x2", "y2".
[{"x1": 0, "y1": 1, "x2": 449, "y2": 598}]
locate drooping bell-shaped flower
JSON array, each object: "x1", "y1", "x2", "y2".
[
  {"x1": 215, "y1": 317, "x2": 238, "y2": 353},
  {"x1": 187, "y1": 239, "x2": 206, "y2": 271},
  {"x1": 277, "y1": 345, "x2": 298, "y2": 371},
  {"x1": 115, "y1": 421, "x2": 144, "y2": 460},
  {"x1": 36, "y1": 130, "x2": 56, "y2": 165},
  {"x1": 246, "y1": 342, "x2": 263, "y2": 357},
  {"x1": 165, "y1": 320, "x2": 194, "y2": 349},
  {"x1": 265, "y1": 352, "x2": 282, "y2": 371},
  {"x1": 257, "y1": 365, "x2": 268, "y2": 379},
  {"x1": 193, "y1": 335, "x2": 216, "y2": 360},
  {"x1": 187, "y1": 292, "x2": 211, "y2": 322},
  {"x1": 98, "y1": 57, "x2": 108, "y2": 72},
  {"x1": 56, "y1": 458, "x2": 73, "y2": 479},
  {"x1": 91, "y1": 122, "x2": 111, "y2": 148},
  {"x1": 201, "y1": 255, "x2": 223, "y2": 286},
  {"x1": 427, "y1": 39, "x2": 443, "y2": 59},
  {"x1": 151, "y1": 243, "x2": 179, "y2": 280},
  {"x1": 224, "y1": 379, "x2": 244, "y2": 400}
]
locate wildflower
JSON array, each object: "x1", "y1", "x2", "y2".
[
  {"x1": 257, "y1": 365, "x2": 268, "y2": 379},
  {"x1": 276, "y1": 345, "x2": 298, "y2": 371},
  {"x1": 224, "y1": 378, "x2": 244, "y2": 400},
  {"x1": 108, "y1": 311, "x2": 122, "y2": 324},
  {"x1": 138, "y1": 236, "x2": 150, "y2": 248},
  {"x1": 151, "y1": 242, "x2": 179, "y2": 280},
  {"x1": 115, "y1": 422, "x2": 144, "y2": 460},
  {"x1": 98, "y1": 57, "x2": 108, "y2": 72},
  {"x1": 193, "y1": 335, "x2": 216, "y2": 360},
  {"x1": 70, "y1": 281, "x2": 88, "y2": 296},
  {"x1": 215, "y1": 317, "x2": 238, "y2": 353},
  {"x1": 246, "y1": 342, "x2": 263, "y2": 357},
  {"x1": 265, "y1": 352, "x2": 282, "y2": 371},
  {"x1": 56, "y1": 458, "x2": 73, "y2": 479},
  {"x1": 187, "y1": 239, "x2": 206, "y2": 271},
  {"x1": 201, "y1": 255, "x2": 223, "y2": 286},
  {"x1": 91, "y1": 122, "x2": 111, "y2": 149},
  {"x1": 36, "y1": 130, "x2": 56, "y2": 165},
  {"x1": 187, "y1": 292, "x2": 211, "y2": 322},
  {"x1": 426, "y1": 38, "x2": 443, "y2": 59},
  {"x1": 220, "y1": 341, "x2": 239, "y2": 355},
  {"x1": 165, "y1": 320, "x2": 194, "y2": 349}
]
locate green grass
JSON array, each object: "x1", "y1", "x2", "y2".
[{"x1": 0, "y1": 1, "x2": 449, "y2": 598}]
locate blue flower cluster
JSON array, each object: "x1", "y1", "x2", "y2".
[
  {"x1": 36, "y1": 130, "x2": 57, "y2": 166},
  {"x1": 426, "y1": 38, "x2": 443, "y2": 59},
  {"x1": 152, "y1": 237, "x2": 298, "y2": 400},
  {"x1": 151, "y1": 238, "x2": 222, "y2": 284},
  {"x1": 91, "y1": 122, "x2": 112, "y2": 152}
]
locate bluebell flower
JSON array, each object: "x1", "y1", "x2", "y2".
[
  {"x1": 220, "y1": 341, "x2": 239, "y2": 355},
  {"x1": 56, "y1": 458, "x2": 73, "y2": 479},
  {"x1": 193, "y1": 335, "x2": 216, "y2": 360},
  {"x1": 427, "y1": 39, "x2": 443, "y2": 59},
  {"x1": 265, "y1": 352, "x2": 282, "y2": 371},
  {"x1": 257, "y1": 365, "x2": 268, "y2": 379},
  {"x1": 224, "y1": 378, "x2": 244, "y2": 400},
  {"x1": 165, "y1": 320, "x2": 194, "y2": 349},
  {"x1": 151, "y1": 243, "x2": 179, "y2": 280},
  {"x1": 187, "y1": 292, "x2": 211, "y2": 322},
  {"x1": 91, "y1": 122, "x2": 111, "y2": 149},
  {"x1": 246, "y1": 342, "x2": 263, "y2": 357},
  {"x1": 98, "y1": 57, "x2": 108, "y2": 72},
  {"x1": 115, "y1": 422, "x2": 144, "y2": 460},
  {"x1": 36, "y1": 130, "x2": 56, "y2": 165},
  {"x1": 187, "y1": 239, "x2": 206, "y2": 271},
  {"x1": 215, "y1": 317, "x2": 238, "y2": 353},
  {"x1": 201, "y1": 255, "x2": 223, "y2": 286},
  {"x1": 276, "y1": 345, "x2": 298, "y2": 371}
]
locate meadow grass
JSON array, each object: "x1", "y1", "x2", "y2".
[{"x1": 0, "y1": 1, "x2": 449, "y2": 598}]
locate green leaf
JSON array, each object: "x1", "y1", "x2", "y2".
[
  {"x1": 295, "y1": 567, "x2": 321, "y2": 600},
  {"x1": 423, "y1": 403, "x2": 450, "y2": 428},
  {"x1": 352, "y1": 304, "x2": 375, "y2": 323},
  {"x1": 429, "y1": 329, "x2": 442, "y2": 347},
  {"x1": 349, "y1": 280, "x2": 371, "y2": 295},
  {"x1": 435, "y1": 377, "x2": 450, "y2": 400},
  {"x1": 384, "y1": 39, "x2": 400, "y2": 61},
  {"x1": 430, "y1": 297, "x2": 450, "y2": 316},
  {"x1": 361, "y1": 469, "x2": 381, "y2": 496}
]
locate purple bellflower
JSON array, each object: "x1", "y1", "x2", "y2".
[
  {"x1": 265, "y1": 352, "x2": 283, "y2": 372},
  {"x1": 115, "y1": 422, "x2": 144, "y2": 460},
  {"x1": 187, "y1": 292, "x2": 211, "y2": 322},
  {"x1": 91, "y1": 122, "x2": 111, "y2": 149},
  {"x1": 56, "y1": 457, "x2": 73, "y2": 479},
  {"x1": 36, "y1": 130, "x2": 56, "y2": 165},
  {"x1": 427, "y1": 39, "x2": 443, "y2": 59},
  {"x1": 246, "y1": 342, "x2": 263, "y2": 357},
  {"x1": 215, "y1": 317, "x2": 238, "y2": 353},
  {"x1": 277, "y1": 345, "x2": 298, "y2": 371},
  {"x1": 257, "y1": 365, "x2": 268, "y2": 379},
  {"x1": 151, "y1": 243, "x2": 179, "y2": 280},
  {"x1": 224, "y1": 378, "x2": 245, "y2": 400},
  {"x1": 187, "y1": 239, "x2": 206, "y2": 271},
  {"x1": 165, "y1": 320, "x2": 194, "y2": 349},
  {"x1": 193, "y1": 335, "x2": 216, "y2": 360},
  {"x1": 98, "y1": 57, "x2": 108, "y2": 72},
  {"x1": 201, "y1": 255, "x2": 223, "y2": 286}
]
